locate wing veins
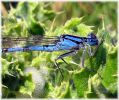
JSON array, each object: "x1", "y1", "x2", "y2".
[{"x1": 2, "y1": 35, "x2": 60, "y2": 48}]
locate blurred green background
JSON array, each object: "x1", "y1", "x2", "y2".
[{"x1": 1, "y1": 1, "x2": 117, "y2": 98}]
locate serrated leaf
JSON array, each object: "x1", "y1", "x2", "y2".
[
  {"x1": 88, "y1": 74, "x2": 107, "y2": 98},
  {"x1": 77, "y1": 24, "x2": 93, "y2": 36},
  {"x1": 47, "y1": 82, "x2": 70, "y2": 98},
  {"x1": 64, "y1": 17, "x2": 93, "y2": 36}
]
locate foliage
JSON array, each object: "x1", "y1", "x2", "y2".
[{"x1": 2, "y1": 2, "x2": 117, "y2": 98}]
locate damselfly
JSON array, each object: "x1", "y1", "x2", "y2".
[{"x1": 2, "y1": 33, "x2": 101, "y2": 78}]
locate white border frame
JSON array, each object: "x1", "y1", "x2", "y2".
[{"x1": 0, "y1": 0, "x2": 118, "y2": 100}]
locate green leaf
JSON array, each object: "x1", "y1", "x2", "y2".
[
  {"x1": 42, "y1": 9, "x2": 56, "y2": 20},
  {"x1": 87, "y1": 74, "x2": 106, "y2": 98},
  {"x1": 28, "y1": 17, "x2": 45, "y2": 35},
  {"x1": 2, "y1": 58, "x2": 11, "y2": 76},
  {"x1": 101, "y1": 46, "x2": 117, "y2": 94},
  {"x1": 31, "y1": 56, "x2": 41, "y2": 67},
  {"x1": 64, "y1": 17, "x2": 83, "y2": 29},
  {"x1": 16, "y1": 2, "x2": 30, "y2": 19},
  {"x1": 87, "y1": 43, "x2": 107, "y2": 71},
  {"x1": 58, "y1": 82, "x2": 70, "y2": 98},
  {"x1": 73, "y1": 69, "x2": 91, "y2": 97},
  {"x1": 64, "y1": 17, "x2": 93, "y2": 36},
  {"x1": 77, "y1": 23, "x2": 93, "y2": 36},
  {"x1": 19, "y1": 75, "x2": 35, "y2": 97},
  {"x1": 47, "y1": 82, "x2": 70, "y2": 98}
]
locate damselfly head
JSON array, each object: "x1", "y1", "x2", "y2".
[{"x1": 87, "y1": 33, "x2": 98, "y2": 46}]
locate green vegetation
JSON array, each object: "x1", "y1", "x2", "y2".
[{"x1": 2, "y1": 2, "x2": 117, "y2": 98}]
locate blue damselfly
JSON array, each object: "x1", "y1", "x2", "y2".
[{"x1": 2, "y1": 33, "x2": 102, "y2": 78}]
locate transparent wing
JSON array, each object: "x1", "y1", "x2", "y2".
[{"x1": 2, "y1": 35, "x2": 60, "y2": 48}]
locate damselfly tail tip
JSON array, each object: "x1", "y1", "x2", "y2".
[{"x1": 2, "y1": 48, "x2": 8, "y2": 53}]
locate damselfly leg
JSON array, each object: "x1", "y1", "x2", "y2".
[
  {"x1": 81, "y1": 48, "x2": 86, "y2": 68},
  {"x1": 54, "y1": 61, "x2": 64, "y2": 80},
  {"x1": 54, "y1": 51, "x2": 77, "y2": 79}
]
